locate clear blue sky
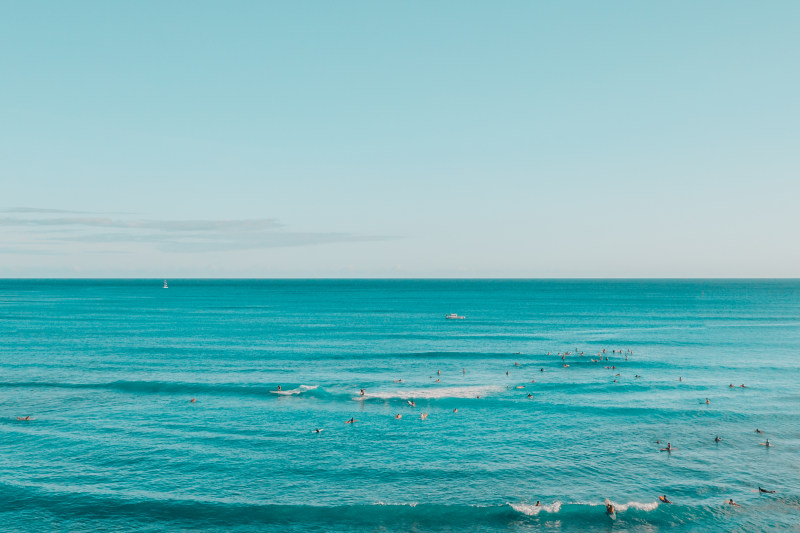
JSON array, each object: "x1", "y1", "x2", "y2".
[{"x1": 2, "y1": 1, "x2": 798, "y2": 277}]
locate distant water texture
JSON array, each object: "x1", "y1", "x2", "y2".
[{"x1": 1, "y1": 279, "x2": 799, "y2": 532}]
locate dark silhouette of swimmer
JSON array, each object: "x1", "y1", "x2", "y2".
[
  {"x1": 535, "y1": 501, "x2": 541, "y2": 506},
  {"x1": 758, "y1": 487, "x2": 776, "y2": 493},
  {"x1": 17, "y1": 416, "x2": 31, "y2": 421},
  {"x1": 527, "y1": 393, "x2": 533, "y2": 399},
  {"x1": 277, "y1": 385, "x2": 281, "y2": 391},
  {"x1": 314, "y1": 428, "x2": 323, "y2": 433},
  {"x1": 715, "y1": 436, "x2": 721, "y2": 443},
  {"x1": 755, "y1": 429, "x2": 763, "y2": 434},
  {"x1": 659, "y1": 495, "x2": 672, "y2": 504},
  {"x1": 727, "y1": 499, "x2": 740, "y2": 507}
]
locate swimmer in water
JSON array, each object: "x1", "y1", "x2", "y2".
[
  {"x1": 420, "y1": 413, "x2": 428, "y2": 420},
  {"x1": 17, "y1": 416, "x2": 31, "y2": 421},
  {"x1": 345, "y1": 417, "x2": 356, "y2": 424},
  {"x1": 453, "y1": 408, "x2": 458, "y2": 413},
  {"x1": 727, "y1": 499, "x2": 740, "y2": 507},
  {"x1": 437, "y1": 370, "x2": 440, "y2": 375},
  {"x1": 540, "y1": 368, "x2": 545, "y2": 372},
  {"x1": 758, "y1": 487, "x2": 776, "y2": 493},
  {"x1": 659, "y1": 495, "x2": 672, "y2": 504},
  {"x1": 740, "y1": 384, "x2": 746, "y2": 388},
  {"x1": 360, "y1": 389, "x2": 365, "y2": 397},
  {"x1": 394, "y1": 379, "x2": 403, "y2": 383},
  {"x1": 755, "y1": 429, "x2": 763, "y2": 434},
  {"x1": 705, "y1": 398, "x2": 710, "y2": 404},
  {"x1": 190, "y1": 398, "x2": 196, "y2": 403},
  {"x1": 527, "y1": 393, "x2": 533, "y2": 399},
  {"x1": 506, "y1": 371, "x2": 509, "y2": 375},
  {"x1": 395, "y1": 414, "x2": 402, "y2": 419},
  {"x1": 535, "y1": 501, "x2": 541, "y2": 506},
  {"x1": 715, "y1": 436, "x2": 721, "y2": 442},
  {"x1": 314, "y1": 428, "x2": 323, "y2": 433},
  {"x1": 679, "y1": 377, "x2": 682, "y2": 381},
  {"x1": 729, "y1": 384, "x2": 734, "y2": 388}
]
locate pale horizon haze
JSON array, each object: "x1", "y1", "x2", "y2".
[{"x1": 2, "y1": 1, "x2": 798, "y2": 278}]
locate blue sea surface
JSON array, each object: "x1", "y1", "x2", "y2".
[{"x1": 1, "y1": 279, "x2": 799, "y2": 532}]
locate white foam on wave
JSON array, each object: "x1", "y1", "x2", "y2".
[
  {"x1": 363, "y1": 385, "x2": 504, "y2": 400},
  {"x1": 613, "y1": 500, "x2": 659, "y2": 512},
  {"x1": 271, "y1": 385, "x2": 318, "y2": 395},
  {"x1": 509, "y1": 501, "x2": 561, "y2": 516}
]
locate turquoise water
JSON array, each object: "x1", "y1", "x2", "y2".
[{"x1": 1, "y1": 279, "x2": 799, "y2": 532}]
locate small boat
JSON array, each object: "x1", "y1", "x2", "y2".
[
  {"x1": 163, "y1": 280, "x2": 168, "y2": 289},
  {"x1": 445, "y1": 313, "x2": 465, "y2": 319}
]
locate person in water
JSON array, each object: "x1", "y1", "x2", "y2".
[
  {"x1": 659, "y1": 495, "x2": 672, "y2": 504},
  {"x1": 535, "y1": 501, "x2": 541, "y2": 506},
  {"x1": 190, "y1": 398, "x2": 196, "y2": 403},
  {"x1": 755, "y1": 428, "x2": 763, "y2": 434},
  {"x1": 360, "y1": 389, "x2": 365, "y2": 397},
  {"x1": 606, "y1": 502, "x2": 615, "y2": 515},
  {"x1": 314, "y1": 428, "x2": 323, "y2": 433},
  {"x1": 759, "y1": 487, "x2": 776, "y2": 493},
  {"x1": 705, "y1": 398, "x2": 710, "y2": 404},
  {"x1": 715, "y1": 436, "x2": 721, "y2": 442},
  {"x1": 345, "y1": 417, "x2": 356, "y2": 424},
  {"x1": 277, "y1": 385, "x2": 281, "y2": 391},
  {"x1": 763, "y1": 439, "x2": 772, "y2": 447},
  {"x1": 395, "y1": 414, "x2": 402, "y2": 419},
  {"x1": 727, "y1": 499, "x2": 740, "y2": 507}
]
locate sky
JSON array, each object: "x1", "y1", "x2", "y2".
[{"x1": 1, "y1": 1, "x2": 798, "y2": 277}]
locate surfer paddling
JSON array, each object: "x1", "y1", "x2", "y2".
[
  {"x1": 345, "y1": 417, "x2": 357, "y2": 424},
  {"x1": 660, "y1": 442, "x2": 675, "y2": 452},
  {"x1": 727, "y1": 499, "x2": 740, "y2": 507},
  {"x1": 758, "y1": 487, "x2": 776, "y2": 493},
  {"x1": 659, "y1": 495, "x2": 672, "y2": 504}
]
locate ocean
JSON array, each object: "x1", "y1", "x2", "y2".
[{"x1": 1, "y1": 279, "x2": 798, "y2": 532}]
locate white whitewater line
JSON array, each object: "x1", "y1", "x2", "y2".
[
  {"x1": 509, "y1": 501, "x2": 562, "y2": 516},
  {"x1": 363, "y1": 385, "x2": 504, "y2": 400}
]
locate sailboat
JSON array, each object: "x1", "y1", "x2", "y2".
[{"x1": 163, "y1": 280, "x2": 168, "y2": 289}]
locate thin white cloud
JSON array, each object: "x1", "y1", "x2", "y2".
[{"x1": 1, "y1": 210, "x2": 392, "y2": 254}]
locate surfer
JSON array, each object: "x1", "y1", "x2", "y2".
[
  {"x1": 277, "y1": 385, "x2": 282, "y2": 391},
  {"x1": 705, "y1": 398, "x2": 710, "y2": 404},
  {"x1": 395, "y1": 414, "x2": 402, "y2": 419},
  {"x1": 727, "y1": 499, "x2": 740, "y2": 507},
  {"x1": 605, "y1": 502, "x2": 615, "y2": 516},
  {"x1": 659, "y1": 495, "x2": 672, "y2": 504},
  {"x1": 16, "y1": 416, "x2": 31, "y2": 421},
  {"x1": 360, "y1": 389, "x2": 365, "y2": 397},
  {"x1": 762, "y1": 439, "x2": 772, "y2": 447},
  {"x1": 190, "y1": 398, "x2": 196, "y2": 403},
  {"x1": 345, "y1": 417, "x2": 356, "y2": 424},
  {"x1": 394, "y1": 379, "x2": 403, "y2": 383},
  {"x1": 313, "y1": 428, "x2": 323, "y2": 433},
  {"x1": 527, "y1": 393, "x2": 533, "y2": 399},
  {"x1": 758, "y1": 487, "x2": 776, "y2": 493},
  {"x1": 729, "y1": 384, "x2": 734, "y2": 388},
  {"x1": 755, "y1": 429, "x2": 763, "y2": 434},
  {"x1": 407, "y1": 400, "x2": 416, "y2": 407},
  {"x1": 740, "y1": 384, "x2": 746, "y2": 388},
  {"x1": 453, "y1": 408, "x2": 458, "y2": 413},
  {"x1": 420, "y1": 413, "x2": 428, "y2": 420},
  {"x1": 661, "y1": 442, "x2": 674, "y2": 452},
  {"x1": 715, "y1": 436, "x2": 721, "y2": 443},
  {"x1": 535, "y1": 501, "x2": 541, "y2": 506}
]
